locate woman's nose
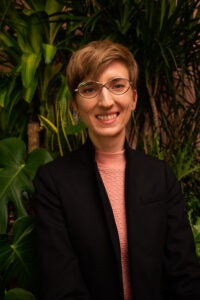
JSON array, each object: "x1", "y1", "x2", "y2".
[{"x1": 97, "y1": 87, "x2": 114, "y2": 107}]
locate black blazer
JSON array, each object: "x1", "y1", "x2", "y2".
[{"x1": 34, "y1": 139, "x2": 200, "y2": 300}]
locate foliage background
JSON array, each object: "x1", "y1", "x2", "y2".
[{"x1": 0, "y1": 0, "x2": 199, "y2": 299}]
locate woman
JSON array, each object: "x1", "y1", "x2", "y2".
[{"x1": 34, "y1": 40, "x2": 200, "y2": 300}]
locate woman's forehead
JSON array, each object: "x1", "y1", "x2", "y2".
[{"x1": 82, "y1": 60, "x2": 129, "y2": 82}]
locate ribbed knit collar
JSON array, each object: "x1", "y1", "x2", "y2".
[{"x1": 95, "y1": 149, "x2": 126, "y2": 169}]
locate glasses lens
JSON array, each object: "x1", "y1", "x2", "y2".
[
  {"x1": 76, "y1": 78, "x2": 131, "y2": 98},
  {"x1": 107, "y1": 78, "x2": 130, "y2": 94},
  {"x1": 78, "y1": 82, "x2": 100, "y2": 98}
]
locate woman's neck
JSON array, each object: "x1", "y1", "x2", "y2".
[{"x1": 88, "y1": 132, "x2": 125, "y2": 153}]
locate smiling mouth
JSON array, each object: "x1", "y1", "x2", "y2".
[{"x1": 96, "y1": 113, "x2": 119, "y2": 121}]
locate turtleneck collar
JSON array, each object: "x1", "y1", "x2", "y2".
[{"x1": 95, "y1": 149, "x2": 126, "y2": 169}]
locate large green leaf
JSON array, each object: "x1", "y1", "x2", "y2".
[
  {"x1": 45, "y1": 0, "x2": 63, "y2": 44},
  {"x1": 21, "y1": 53, "x2": 41, "y2": 88},
  {"x1": 42, "y1": 43, "x2": 57, "y2": 64},
  {"x1": 23, "y1": 0, "x2": 46, "y2": 12},
  {"x1": 4, "y1": 288, "x2": 36, "y2": 300},
  {"x1": 0, "y1": 137, "x2": 52, "y2": 234},
  {"x1": 23, "y1": 76, "x2": 38, "y2": 103},
  {"x1": 0, "y1": 216, "x2": 38, "y2": 295}
]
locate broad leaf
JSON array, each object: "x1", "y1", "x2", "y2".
[
  {"x1": 0, "y1": 137, "x2": 52, "y2": 233},
  {"x1": 0, "y1": 216, "x2": 38, "y2": 293},
  {"x1": 4, "y1": 288, "x2": 36, "y2": 300}
]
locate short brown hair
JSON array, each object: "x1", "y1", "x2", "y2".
[{"x1": 66, "y1": 39, "x2": 138, "y2": 98}]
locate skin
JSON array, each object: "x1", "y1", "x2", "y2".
[{"x1": 73, "y1": 61, "x2": 137, "y2": 152}]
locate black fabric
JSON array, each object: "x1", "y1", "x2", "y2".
[{"x1": 34, "y1": 139, "x2": 200, "y2": 300}]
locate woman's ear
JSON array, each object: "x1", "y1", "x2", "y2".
[{"x1": 131, "y1": 89, "x2": 138, "y2": 111}]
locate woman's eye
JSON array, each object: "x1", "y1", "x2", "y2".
[
  {"x1": 82, "y1": 87, "x2": 95, "y2": 94},
  {"x1": 111, "y1": 82, "x2": 125, "y2": 91},
  {"x1": 112, "y1": 83, "x2": 124, "y2": 89},
  {"x1": 109, "y1": 79, "x2": 126, "y2": 91}
]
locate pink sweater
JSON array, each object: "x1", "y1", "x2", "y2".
[{"x1": 95, "y1": 150, "x2": 132, "y2": 300}]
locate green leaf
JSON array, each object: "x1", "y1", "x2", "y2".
[
  {"x1": 4, "y1": 288, "x2": 36, "y2": 300},
  {"x1": 15, "y1": 20, "x2": 33, "y2": 54},
  {"x1": 45, "y1": 0, "x2": 62, "y2": 15},
  {"x1": 0, "y1": 32, "x2": 15, "y2": 48},
  {"x1": 0, "y1": 87, "x2": 7, "y2": 107},
  {"x1": 0, "y1": 138, "x2": 52, "y2": 233},
  {"x1": 56, "y1": 75, "x2": 71, "y2": 104},
  {"x1": 160, "y1": 0, "x2": 167, "y2": 31},
  {"x1": 38, "y1": 115, "x2": 58, "y2": 134},
  {"x1": 25, "y1": 148, "x2": 53, "y2": 180},
  {"x1": 28, "y1": 14, "x2": 43, "y2": 53},
  {"x1": 23, "y1": 0, "x2": 45, "y2": 12},
  {"x1": 44, "y1": 0, "x2": 63, "y2": 44},
  {"x1": 42, "y1": 43, "x2": 57, "y2": 64},
  {"x1": 21, "y1": 53, "x2": 41, "y2": 88},
  {"x1": 65, "y1": 122, "x2": 86, "y2": 135},
  {"x1": 23, "y1": 76, "x2": 38, "y2": 103},
  {"x1": 0, "y1": 217, "x2": 38, "y2": 295}
]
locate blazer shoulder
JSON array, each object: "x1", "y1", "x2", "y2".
[
  {"x1": 128, "y1": 147, "x2": 164, "y2": 166},
  {"x1": 127, "y1": 147, "x2": 177, "y2": 182},
  {"x1": 35, "y1": 141, "x2": 94, "y2": 178}
]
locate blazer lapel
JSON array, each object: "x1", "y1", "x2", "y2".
[
  {"x1": 124, "y1": 145, "x2": 142, "y2": 288},
  {"x1": 80, "y1": 139, "x2": 122, "y2": 263},
  {"x1": 94, "y1": 162, "x2": 124, "y2": 291}
]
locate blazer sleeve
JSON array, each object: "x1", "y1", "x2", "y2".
[
  {"x1": 33, "y1": 165, "x2": 90, "y2": 300},
  {"x1": 164, "y1": 163, "x2": 200, "y2": 300}
]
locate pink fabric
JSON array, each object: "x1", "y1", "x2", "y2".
[{"x1": 95, "y1": 150, "x2": 132, "y2": 300}]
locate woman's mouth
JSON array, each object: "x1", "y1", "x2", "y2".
[{"x1": 96, "y1": 113, "x2": 119, "y2": 121}]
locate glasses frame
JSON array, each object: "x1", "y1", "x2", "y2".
[{"x1": 74, "y1": 77, "x2": 133, "y2": 99}]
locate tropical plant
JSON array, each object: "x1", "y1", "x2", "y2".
[
  {"x1": 82, "y1": 0, "x2": 200, "y2": 143},
  {"x1": 0, "y1": 137, "x2": 52, "y2": 299},
  {"x1": 188, "y1": 213, "x2": 200, "y2": 261},
  {"x1": 4, "y1": 288, "x2": 37, "y2": 300},
  {"x1": 0, "y1": 217, "x2": 38, "y2": 299},
  {"x1": 0, "y1": 2, "x2": 88, "y2": 298},
  {"x1": 0, "y1": 137, "x2": 52, "y2": 233},
  {"x1": 82, "y1": 0, "x2": 200, "y2": 216},
  {"x1": 0, "y1": 0, "x2": 87, "y2": 155}
]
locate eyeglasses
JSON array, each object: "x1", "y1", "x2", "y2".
[{"x1": 74, "y1": 77, "x2": 133, "y2": 99}]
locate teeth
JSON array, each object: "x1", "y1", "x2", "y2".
[{"x1": 97, "y1": 113, "x2": 117, "y2": 121}]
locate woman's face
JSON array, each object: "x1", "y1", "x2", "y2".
[{"x1": 73, "y1": 61, "x2": 137, "y2": 150}]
